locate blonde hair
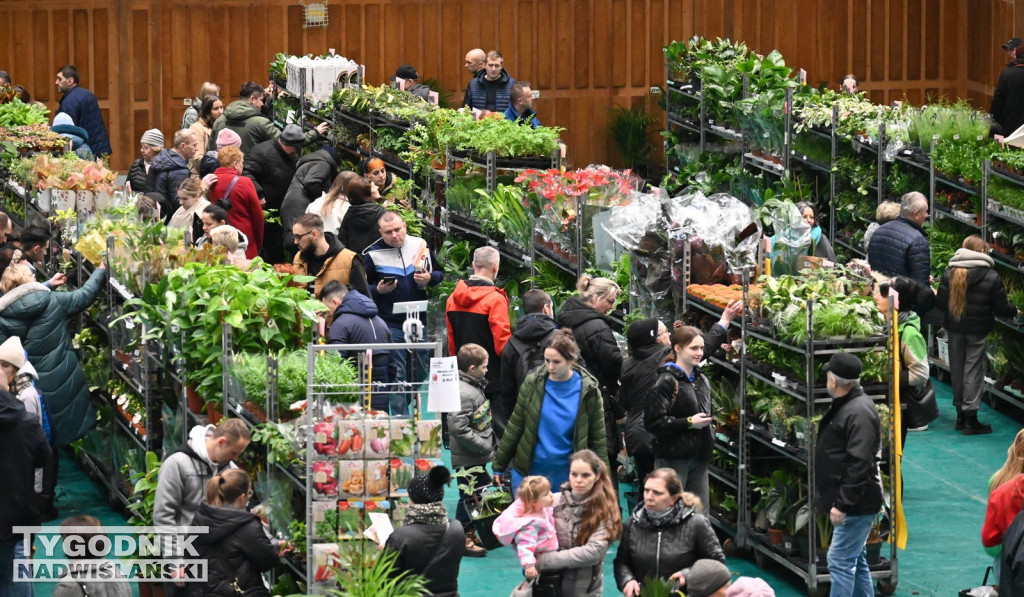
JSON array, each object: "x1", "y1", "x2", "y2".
[
  {"x1": 991, "y1": 429, "x2": 1024, "y2": 494},
  {"x1": 577, "y1": 275, "x2": 620, "y2": 304},
  {"x1": 1, "y1": 251, "x2": 34, "y2": 293},
  {"x1": 210, "y1": 225, "x2": 241, "y2": 254},
  {"x1": 206, "y1": 468, "x2": 250, "y2": 506},
  {"x1": 949, "y1": 235, "x2": 988, "y2": 321},
  {"x1": 177, "y1": 177, "x2": 204, "y2": 199},
  {"x1": 875, "y1": 201, "x2": 900, "y2": 224},
  {"x1": 323, "y1": 171, "x2": 359, "y2": 219},
  {"x1": 517, "y1": 476, "x2": 551, "y2": 514}
]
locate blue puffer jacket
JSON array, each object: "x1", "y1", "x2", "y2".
[
  {"x1": 145, "y1": 149, "x2": 192, "y2": 221},
  {"x1": 866, "y1": 217, "x2": 931, "y2": 286},
  {"x1": 463, "y1": 69, "x2": 516, "y2": 112},
  {"x1": 0, "y1": 267, "x2": 107, "y2": 445},
  {"x1": 50, "y1": 122, "x2": 94, "y2": 160},
  {"x1": 327, "y1": 289, "x2": 392, "y2": 383},
  {"x1": 58, "y1": 86, "x2": 112, "y2": 156}
]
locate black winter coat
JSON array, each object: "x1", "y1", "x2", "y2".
[
  {"x1": 992, "y1": 64, "x2": 1024, "y2": 137},
  {"x1": 499, "y1": 313, "x2": 559, "y2": 423},
  {"x1": 146, "y1": 149, "x2": 192, "y2": 222},
  {"x1": 280, "y1": 149, "x2": 339, "y2": 246},
  {"x1": 198, "y1": 151, "x2": 220, "y2": 179},
  {"x1": 613, "y1": 503, "x2": 724, "y2": 590},
  {"x1": 385, "y1": 519, "x2": 465, "y2": 597},
  {"x1": 620, "y1": 344, "x2": 673, "y2": 460},
  {"x1": 243, "y1": 140, "x2": 297, "y2": 210},
  {"x1": 866, "y1": 217, "x2": 931, "y2": 287},
  {"x1": 0, "y1": 390, "x2": 50, "y2": 540},
  {"x1": 935, "y1": 263, "x2": 1017, "y2": 335},
  {"x1": 814, "y1": 385, "x2": 883, "y2": 515},
  {"x1": 338, "y1": 203, "x2": 387, "y2": 255},
  {"x1": 190, "y1": 503, "x2": 277, "y2": 597},
  {"x1": 126, "y1": 156, "x2": 150, "y2": 195},
  {"x1": 1001, "y1": 508, "x2": 1024, "y2": 597},
  {"x1": 646, "y1": 363, "x2": 714, "y2": 462}
]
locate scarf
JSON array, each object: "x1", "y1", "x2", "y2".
[
  {"x1": 404, "y1": 501, "x2": 449, "y2": 526},
  {"x1": 644, "y1": 500, "x2": 682, "y2": 528},
  {"x1": 12, "y1": 372, "x2": 34, "y2": 396},
  {"x1": 948, "y1": 248, "x2": 993, "y2": 270}
]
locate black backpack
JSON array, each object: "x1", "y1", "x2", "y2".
[{"x1": 507, "y1": 328, "x2": 559, "y2": 386}]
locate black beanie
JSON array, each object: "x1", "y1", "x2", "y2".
[
  {"x1": 321, "y1": 143, "x2": 339, "y2": 162},
  {"x1": 627, "y1": 317, "x2": 660, "y2": 352},
  {"x1": 408, "y1": 465, "x2": 450, "y2": 504}
]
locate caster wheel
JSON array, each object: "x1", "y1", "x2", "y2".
[
  {"x1": 807, "y1": 584, "x2": 830, "y2": 597},
  {"x1": 722, "y1": 538, "x2": 737, "y2": 557},
  {"x1": 876, "y1": 579, "x2": 897, "y2": 595},
  {"x1": 753, "y1": 548, "x2": 768, "y2": 569}
]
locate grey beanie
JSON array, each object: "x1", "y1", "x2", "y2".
[
  {"x1": 140, "y1": 129, "x2": 165, "y2": 147},
  {"x1": 683, "y1": 559, "x2": 732, "y2": 597}
]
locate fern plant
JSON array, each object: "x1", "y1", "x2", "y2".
[{"x1": 333, "y1": 540, "x2": 429, "y2": 597}]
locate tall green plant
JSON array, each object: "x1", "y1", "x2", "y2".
[
  {"x1": 333, "y1": 540, "x2": 428, "y2": 597},
  {"x1": 606, "y1": 102, "x2": 657, "y2": 171}
]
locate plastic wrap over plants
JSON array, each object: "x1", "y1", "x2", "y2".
[
  {"x1": 767, "y1": 200, "x2": 812, "y2": 276},
  {"x1": 601, "y1": 190, "x2": 673, "y2": 314},
  {"x1": 601, "y1": 190, "x2": 667, "y2": 251},
  {"x1": 665, "y1": 191, "x2": 761, "y2": 286}
]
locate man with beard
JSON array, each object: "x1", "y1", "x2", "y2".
[{"x1": 291, "y1": 213, "x2": 369, "y2": 298}]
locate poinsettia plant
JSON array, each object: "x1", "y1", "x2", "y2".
[{"x1": 516, "y1": 166, "x2": 634, "y2": 228}]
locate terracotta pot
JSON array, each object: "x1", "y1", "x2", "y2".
[
  {"x1": 207, "y1": 403, "x2": 223, "y2": 424},
  {"x1": 186, "y1": 384, "x2": 204, "y2": 414},
  {"x1": 767, "y1": 528, "x2": 784, "y2": 545}
]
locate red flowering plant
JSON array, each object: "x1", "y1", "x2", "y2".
[{"x1": 516, "y1": 166, "x2": 634, "y2": 257}]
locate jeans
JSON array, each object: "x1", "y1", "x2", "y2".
[
  {"x1": 948, "y1": 332, "x2": 988, "y2": 412},
  {"x1": 0, "y1": 538, "x2": 33, "y2": 597},
  {"x1": 827, "y1": 512, "x2": 876, "y2": 597},
  {"x1": 387, "y1": 324, "x2": 430, "y2": 416},
  {"x1": 656, "y1": 458, "x2": 709, "y2": 514}
]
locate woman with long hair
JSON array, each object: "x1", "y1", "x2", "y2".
[
  {"x1": 306, "y1": 171, "x2": 358, "y2": 236},
  {"x1": 503, "y1": 449, "x2": 622, "y2": 596},
  {"x1": 614, "y1": 469, "x2": 724, "y2": 597},
  {"x1": 494, "y1": 330, "x2": 610, "y2": 492},
  {"x1": 188, "y1": 95, "x2": 223, "y2": 173},
  {"x1": 191, "y1": 469, "x2": 278, "y2": 597},
  {"x1": 936, "y1": 234, "x2": 1019, "y2": 434},
  {"x1": 167, "y1": 178, "x2": 210, "y2": 244},
  {"x1": 795, "y1": 201, "x2": 837, "y2": 261}
]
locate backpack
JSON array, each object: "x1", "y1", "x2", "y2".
[{"x1": 507, "y1": 328, "x2": 559, "y2": 386}]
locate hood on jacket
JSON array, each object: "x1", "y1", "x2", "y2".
[
  {"x1": 475, "y1": 68, "x2": 512, "y2": 84},
  {"x1": 224, "y1": 100, "x2": 263, "y2": 122},
  {"x1": 0, "y1": 389, "x2": 26, "y2": 426},
  {"x1": 188, "y1": 424, "x2": 216, "y2": 467},
  {"x1": 52, "y1": 123, "x2": 90, "y2": 143},
  {"x1": 297, "y1": 148, "x2": 339, "y2": 170},
  {"x1": 335, "y1": 289, "x2": 380, "y2": 319},
  {"x1": 458, "y1": 370, "x2": 488, "y2": 390},
  {"x1": 17, "y1": 360, "x2": 38, "y2": 381},
  {"x1": 557, "y1": 296, "x2": 605, "y2": 330},
  {"x1": 622, "y1": 344, "x2": 673, "y2": 379},
  {"x1": 192, "y1": 502, "x2": 259, "y2": 543},
  {"x1": 627, "y1": 500, "x2": 697, "y2": 529},
  {"x1": 512, "y1": 313, "x2": 559, "y2": 343},
  {"x1": 0, "y1": 282, "x2": 49, "y2": 318},
  {"x1": 450, "y1": 278, "x2": 504, "y2": 310},
  {"x1": 348, "y1": 204, "x2": 386, "y2": 247},
  {"x1": 150, "y1": 149, "x2": 189, "y2": 174},
  {"x1": 949, "y1": 248, "x2": 994, "y2": 269}
]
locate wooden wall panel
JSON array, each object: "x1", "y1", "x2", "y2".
[{"x1": 0, "y1": 0, "x2": 990, "y2": 172}]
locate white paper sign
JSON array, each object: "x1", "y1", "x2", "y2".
[
  {"x1": 1004, "y1": 122, "x2": 1024, "y2": 148},
  {"x1": 364, "y1": 512, "x2": 394, "y2": 547},
  {"x1": 427, "y1": 356, "x2": 461, "y2": 412}
]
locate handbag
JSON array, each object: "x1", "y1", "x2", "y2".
[
  {"x1": 509, "y1": 578, "x2": 535, "y2": 597},
  {"x1": 958, "y1": 566, "x2": 996, "y2": 596},
  {"x1": 904, "y1": 379, "x2": 939, "y2": 428}
]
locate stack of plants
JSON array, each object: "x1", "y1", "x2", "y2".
[
  {"x1": 756, "y1": 267, "x2": 883, "y2": 343},
  {"x1": 906, "y1": 100, "x2": 991, "y2": 150},
  {"x1": 231, "y1": 350, "x2": 361, "y2": 423},
  {"x1": 0, "y1": 124, "x2": 68, "y2": 171},
  {"x1": 930, "y1": 137, "x2": 998, "y2": 187},
  {"x1": 333, "y1": 84, "x2": 438, "y2": 123}
]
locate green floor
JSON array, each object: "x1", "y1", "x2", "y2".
[{"x1": 34, "y1": 378, "x2": 1020, "y2": 596}]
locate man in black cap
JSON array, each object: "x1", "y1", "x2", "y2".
[
  {"x1": 243, "y1": 124, "x2": 306, "y2": 264},
  {"x1": 814, "y1": 352, "x2": 883, "y2": 597},
  {"x1": 992, "y1": 40, "x2": 1024, "y2": 139},
  {"x1": 392, "y1": 65, "x2": 431, "y2": 101}
]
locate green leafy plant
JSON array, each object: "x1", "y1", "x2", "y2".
[
  {"x1": 334, "y1": 539, "x2": 428, "y2": 597},
  {"x1": 251, "y1": 422, "x2": 303, "y2": 468},
  {"x1": 606, "y1": 100, "x2": 657, "y2": 172},
  {"x1": 0, "y1": 98, "x2": 50, "y2": 127},
  {"x1": 126, "y1": 451, "x2": 161, "y2": 527}
]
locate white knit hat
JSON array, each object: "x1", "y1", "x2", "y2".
[{"x1": 0, "y1": 336, "x2": 26, "y2": 369}]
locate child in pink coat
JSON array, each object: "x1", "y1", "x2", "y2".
[{"x1": 494, "y1": 476, "x2": 560, "y2": 579}]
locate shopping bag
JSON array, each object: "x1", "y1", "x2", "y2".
[
  {"x1": 958, "y1": 566, "x2": 995, "y2": 597},
  {"x1": 509, "y1": 578, "x2": 535, "y2": 597}
]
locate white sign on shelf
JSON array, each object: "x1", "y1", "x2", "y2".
[{"x1": 427, "y1": 356, "x2": 461, "y2": 413}]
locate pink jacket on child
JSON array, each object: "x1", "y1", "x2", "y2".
[{"x1": 494, "y1": 497, "x2": 560, "y2": 567}]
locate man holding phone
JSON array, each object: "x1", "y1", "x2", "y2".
[{"x1": 364, "y1": 211, "x2": 442, "y2": 415}]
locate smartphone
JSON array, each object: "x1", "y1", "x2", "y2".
[{"x1": 381, "y1": 276, "x2": 398, "y2": 285}]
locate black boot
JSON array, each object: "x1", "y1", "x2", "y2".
[
  {"x1": 962, "y1": 411, "x2": 993, "y2": 435},
  {"x1": 955, "y1": 407, "x2": 965, "y2": 431}
]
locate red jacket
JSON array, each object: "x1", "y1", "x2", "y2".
[
  {"x1": 984, "y1": 475, "x2": 1024, "y2": 548},
  {"x1": 208, "y1": 167, "x2": 265, "y2": 259},
  {"x1": 445, "y1": 278, "x2": 511, "y2": 390}
]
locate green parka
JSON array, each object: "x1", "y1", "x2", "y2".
[
  {"x1": 209, "y1": 100, "x2": 321, "y2": 154},
  {"x1": 493, "y1": 366, "x2": 609, "y2": 475},
  {"x1": 0, "y1": 268, "x2": 107, "y2": 444}
]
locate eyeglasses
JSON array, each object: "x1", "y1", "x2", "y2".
[
  {"x1": 294, "y1": 231, "x2": 314, "y2": 242},
  {"x1": 658, "y1": 330, "x2": 670, "y2": 338}
]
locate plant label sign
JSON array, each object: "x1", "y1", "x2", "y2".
[{"x1": 427, "y1": 356, "x2": 460, "y2": 412}]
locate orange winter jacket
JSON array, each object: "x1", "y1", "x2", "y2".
[{"x1": 445, "y1": 278, "x2": 511, "y2": 390}]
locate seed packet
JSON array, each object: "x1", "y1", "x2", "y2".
[
  {"x1": 365, "y1": 460, "x2": 389, "y2": 498},
  {"x1": 311, "y1": 501, "x2": 338, "y2": 542},
  {"x1": 336, "y1": 500, "x2": 364, "y2": 538},
  {"x1": 390, "y1": 458, "x2": 415, "y2": 498},
  {"x1": 338, "y1": 460, "x2": 365, "y2": 499},
  {"x1": 414, "y1": 458, "x2": 445, "y2": 479},
  {"x1": 390, "y1": 418, "x2": 415, "y2": 456},
  {"x1": 416, "y1": 419, "x2": 442, "y2": 457},
  {"x1": 390, "y1": 498, "x2": 410, "y2": 528},
  {"x1": 365, "y1": 419, "x2": 391, "y2": 458},
  {"x1": 337, "y1": 420, "x2": 365, "y2": 459},
  {"x1": 311, "y1": 460, "x2": 337, "y2": 500},
  {"x1": 313, "y1": 421, "x2": 337, "y2": 456},
  {"x1": 311, "y1": 543, "x2": 340, "y2": 585}
]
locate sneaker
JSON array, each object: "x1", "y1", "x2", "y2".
[
  {"x1": 464, "y1": 535, "x2": 487, "y2": 557},
  {"x1": 907, "y1": 425, "x2": 929, "y2": 432}
]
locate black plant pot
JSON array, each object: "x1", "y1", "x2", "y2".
[
  {"x1": 471, "y1": 513, "x2": 505, "y2": 550},
  {"x1": 866, "y1": 540, "x2": 883, "y2": 565}
]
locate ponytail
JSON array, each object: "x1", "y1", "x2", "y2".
[{"x1": 205, "y1": 468, "x2": 250, "y2": 506}]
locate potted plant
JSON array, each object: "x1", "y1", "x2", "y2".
[
  {"x1": 454, "y1": 466, "x2": 513, "y2": 550},
  {"x1": 865, "y1": 511, "x2": 890, "y2": 565},
  {"x1": 751, "y1": 469, "x2": 800, "y2": 545}
]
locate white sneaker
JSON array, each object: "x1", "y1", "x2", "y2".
[{"x1": 908, "y1": 425, "x2": 929, "y2": 432}]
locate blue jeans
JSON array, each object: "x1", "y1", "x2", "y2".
[
  {"x1": 0, "y1": 538, "x2": 33, "y2": 597},
  {"x1": 388, "y1": 324, "x2": 429, "y2": 416},
  {"x1": 827, "y1": 512, "x2": 876, "y2": 597}
]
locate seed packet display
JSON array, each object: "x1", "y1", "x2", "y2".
[
  {"x1": 312, "y1": 420, "x2": 337, "y2": 456},
  {"x1": 311, "y1": 501, "x2": 339, "y2": 542},
  {"x1": 390, "y1": 418, "x2": 415, "y2": 456},
  {"x1": 336, "y1": 500, "x2": 364, "y2": 538},
  {"x1": 390, "y1": 458, "x2": 415, "y2": 497},
  {"x1": 390, "y1": 498, "x2": 410, "y2": 528},
  {"x1": 414, "y1": 458, "x2": 445, "y2": 480},
  {"x1": 363, "y1": 498, "x2": 390, "y2": 529},
  {"x1": 337, "y1": 419, "x2": 365, "y2": 459},
  {"x1": 365, "y1": 460, "x2": 389, "y2": 498},
  {"x1": 311, "y1": 460, "x2": 338, "y2": 499},
  {"x1": 311, "y1": 542, "x2": 340, "y2": 586},
  {"x1": 339, "y1": 460, "x2": 365, "y2": 499},
  {"x1": 364, "y1": 419, "x2": 391, "y2": 458},
  {"x1": 416, "y1": 419, "x2": 442, "y2": 457}
]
